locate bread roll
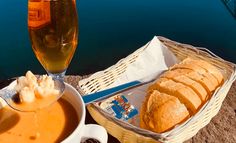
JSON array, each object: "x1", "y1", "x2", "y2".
[
  {"x1": 140, "y1": 90, "x2": 189, "y2": 133},
  {"x1": 140, "y1": 58, "x2": 223, "y2": 133},
  {"x1": 162, "y1": 68, "x2": 216, "y2": 94},
  {"x1": 172, "y1": 63, "x2": 206, "y2": 74},
  {"x1": 172, "y1": 75, "x2": 207, "y2": 102},
  {"x1": 140, "y1": 90, "x2": 173, "y2": 130},
  {"x1": 171, "y1": 58, "x2": 223, "y2": 88},
  {"x1": 153, "y1": 78, "x2": 202, "y2": 114},
  {"x1": 181, "y1": 58, "x2": 223, "y2": 84},
  {"x1": 202, "y1": 72, "x2": 218, "y2": 90},
  {"x1": 161, "y1": 69, "x2": 193, "y2": 79},
  {"x1": 171, "y1": 60, "x2": 218, "y2": 89},
  {"x1": 146, "y1": 90, "x2": 172, "y2": 112},
  {"x1": 186, "y1": 72, "x2": 215, "y2": 94},
  {"x1": 161, "y1": 70, "x2": 207, "y2": 102},
  {"x1": 147, "y1": 78, "x2": 169, "y2": 93}
]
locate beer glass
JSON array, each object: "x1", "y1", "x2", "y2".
[{"x1": 28, "y1": 0, "x2": 78, "y2": 80}]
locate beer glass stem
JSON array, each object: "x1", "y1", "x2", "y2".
[{"x1": 47, "y1": 70, "x2": 66, "y2": 81}]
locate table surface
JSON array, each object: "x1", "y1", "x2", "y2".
[{"x1": 0, "y1": 76, "x2": 235, "y2": 143}]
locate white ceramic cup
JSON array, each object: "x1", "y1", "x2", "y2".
[
  {"x1": 0, "y1": 81, "x2": 108, "y2": 143},
  {"x1": 62, "y1": 83, "x2": 108, "y2": 143}
]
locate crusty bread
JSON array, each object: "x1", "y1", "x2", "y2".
[
  {"x1": 182, "y1": 58, "x2": 224, "y2": 84},
  {"x1": 202, "y1": 72, "x2": 218, "y2": 90},
  {"x1": 146, "y1": 90, "x2": 172, "y2": 112},
  {"x1": 161, "y1": 69, "x2": 193, "y2": 79},
  {"x1": 164, "y1": 68, "x2": 217, "y2": 95},
  {"x1": 161, "y1": 70, "x2": 207, "y2": 102},
  {"x1": 171, "y1": 59, "x2": 219, "y2": 92},
  {"x1": 186, "y1": 72, "x2": 215, "y2": 94},
  {"x1": 147, "y1": 78, "x2": 169, "y2": 93},
  {"x1": 154, "y1": 78, "x2": 202, "y2": 114},
  {"x1": 172, "y1": 75, "x2": 207, "y2": 102},
  {"x1": 140, "y1": 58, "x2": 223, "y2": 133},
  {"x1": 140, "y1": 90, "x2": 189, "y2": 133},
  {"x1": 140, "y1": 90, "x2": 174, "y2": 130},
  {"x1": 171, "y1": 63, "x2": 206, "y2": 74}
]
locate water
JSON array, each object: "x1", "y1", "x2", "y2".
[{"x1": 0, "y1": 0, "x2": 236, "y2": 80}]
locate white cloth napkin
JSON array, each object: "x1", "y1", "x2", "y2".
[
  {"x1": 96, "y1": 36, "x2": 179, "y2": 127},
  {"x1": 108, "y1": 36, "x2": 178, "y2": 88}
]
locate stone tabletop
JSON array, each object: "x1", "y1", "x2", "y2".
[{"x1": 64, "y1": 75, "x2": 236, "y2": 143}]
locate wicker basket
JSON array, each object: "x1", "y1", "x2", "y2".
[{"x1": 78, "y1": 36, "x2": 236, "y2": 143}]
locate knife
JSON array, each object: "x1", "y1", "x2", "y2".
[{"x1": 82, "y1": 71, "x2": 165, "y2": 105}]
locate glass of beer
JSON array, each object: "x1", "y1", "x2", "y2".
[{"x1": 28, "y1": 0, "x2": 78, "y2": 80}]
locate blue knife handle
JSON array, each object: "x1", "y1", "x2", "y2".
[{"x1": 82, "y1": 80, "x2": 141, "y2": 105}]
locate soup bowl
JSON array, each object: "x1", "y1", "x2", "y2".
[
  {"x1": 0, "y1": 81, "x2": 108, "y2": 143},
  {"x1": 60, "y1": 83, "x2": 108, "y2": 143}
]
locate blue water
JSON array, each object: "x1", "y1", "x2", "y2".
[{"x1": 0, "y1": 0, "x2": 236, "y2": 80}]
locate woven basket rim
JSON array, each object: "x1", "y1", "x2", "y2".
[
  {"x1": 79, "y1": 36, "x2": 236, "y2": 142},
  {"x1": 89, "y1": 75, "x2": 235, "y2": 141}
]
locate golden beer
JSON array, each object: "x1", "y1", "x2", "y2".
[{"x1": 28, "y1": 0, "x2": 78, "y2": 74}]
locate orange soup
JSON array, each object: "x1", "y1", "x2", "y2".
[{"x1": 0, "y1": 98, "x2": 79, "y2": 143}]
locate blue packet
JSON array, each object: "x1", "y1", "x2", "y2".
[{"x1": 99, "y1": 95, "x2": 138, "y2": 121}]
